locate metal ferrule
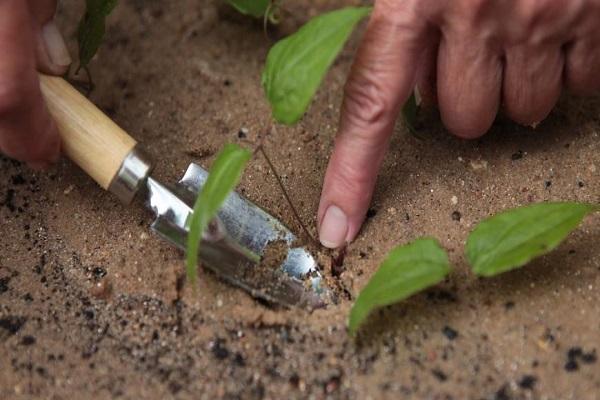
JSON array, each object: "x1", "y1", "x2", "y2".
[{"x1": 108, "y1": 147, "x2": 153, "y2": 204}]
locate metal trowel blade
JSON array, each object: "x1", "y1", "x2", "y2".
[{"x1": 145, "y1": 163, "x2": 330, "y2": 309}]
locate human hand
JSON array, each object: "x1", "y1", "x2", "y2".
[
  {"x1": 0, "y1": 0, "x2": 71, "y2": 169},
  {"x1": 318, "y1": 0, "x2": 600, "y2": 248}
]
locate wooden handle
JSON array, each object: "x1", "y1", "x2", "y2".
[{"x1": 39, "y1": 75, "x2": 137, "y2": 190}]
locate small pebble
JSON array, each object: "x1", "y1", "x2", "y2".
[
  {"x1": 63, "y1": 185, "x2": 75, "y2": 195},
  {"x1": 451, "y1": 195, "x2": 458, "y2": 205},
  {"x1": 470, "y1": 160, "x2": 488, "y2": 171}
]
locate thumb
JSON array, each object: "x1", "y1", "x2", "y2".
[
  {"x1": 27, "y1": 0, "x2": 72, "y2": 75},
  {"x1": 318, "y1": 3, "x2": 428, "y2": 248}
]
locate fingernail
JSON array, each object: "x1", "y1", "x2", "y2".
[
  {"x1": 41, "y1": 21, "x2": 71, "y2": 68},
  {"x1": 319, "y1": 205, "x2": 349, "y2": 249}
]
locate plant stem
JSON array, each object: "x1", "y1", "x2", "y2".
[{"x1": 256, "y1": 144, "x2": 319, "y2": 247}]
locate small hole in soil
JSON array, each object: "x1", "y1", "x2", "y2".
[{"x1": 331, "y1": 245, "x2": 347, "y2": 278}]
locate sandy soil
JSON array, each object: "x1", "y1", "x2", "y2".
[{"x1": 1, "y1": 1, "x2": 599, "y2": 399}]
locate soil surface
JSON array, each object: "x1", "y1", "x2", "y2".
[{"x1": 1, "y1": 1, "x2": 600, "y2": 399}]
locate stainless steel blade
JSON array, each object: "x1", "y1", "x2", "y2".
[{"x1": 144, "y1": 163, "x2": 330, "y2": 308}]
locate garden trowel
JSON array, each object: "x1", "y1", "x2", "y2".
[{"x1": 39, "y1": 75, "x2": 329, "y2": 309}]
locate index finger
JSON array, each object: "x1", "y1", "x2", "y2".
[{"x1": 317, "y1": 1, "x2": 430, "y2": 248}]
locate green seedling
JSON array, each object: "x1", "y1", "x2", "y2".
[
  {"x1": 348, "y1": 238, "x2": 451, "y2": 336},
  {"x1": 77, "y1": 0, "x2": 118, "y2": 71},
  {"x1": 467, "y1": 202, "x2": 599, "y2": 277},
  {"x1": 227, "y1": 0, "x2": 270, "y2": 18},
  {"x1": 262, "y1": 6, "x2": 372, "y2": 125},
  {"x1": 185, "y1": 144, "x2": 252, "y2": 286}
]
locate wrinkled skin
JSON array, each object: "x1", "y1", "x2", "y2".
[
  {"x1": 0, "y1": 0, "x2": 69, "y2": 169},
  {"x1": 318, "y1": 0, "x2": 600, "y2": 248}
]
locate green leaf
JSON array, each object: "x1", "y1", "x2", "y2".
[
  {"x1": 348, "y1": 238, "x2": 451, "y2": 336},
  {"x1": 186, "y1": 144, "x2": 252, "y2": 285},
  {"x1": 262, "y1": 6, "x2": 372, "y2": 125},
  {"x1": 467, "y1": 202, "x2": 599, "y2": 277},
  {"x1": 77, "y1": 0, "x2": 118, "y2": 69},
  {"x1": 227, "y1": 0, "x2": 270, "y2": 18}
]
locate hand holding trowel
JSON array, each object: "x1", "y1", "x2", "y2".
[{"x1": 39, "y1": 75, "x2": 330, "y2": 308}]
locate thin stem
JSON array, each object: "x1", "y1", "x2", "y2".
[{"x1": 256, "y1": 144, "x2": 319, "y2": 247}]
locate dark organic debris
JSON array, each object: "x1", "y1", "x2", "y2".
[
  {"x1": 518, "y1": 374, "x2": 537, "y2": 390},
  {"x1": 431, "y1": 368, "x2": 447, "y2": 382},
  {"x1": 511, "y1": 150, "x2": 524, "y2": 161},
  {"x1": 366, "y1": 208, "x2": 377, "y2": 220},
  {"x1": 0, "y1": 316, "x2": 26, "y2": 336},
  {"x1": 210, "y1": 338, "x2": 230, "y2": 360},
  {"x1": 568, "y1": 347, "x2": 583, "y2": 360},
  {"x1": 494, "y1": 384, "x2": 511, "y2": 400},
  {"x1": 564, "y1": 360, "x2": 578, "y2": 372},
  {"x1": 0, "y1": 277, "x2": 10, "y2": 294},
  {"x1": 3, "y1": 189, "x2": 16, "y2": 212},
  {"x1": 581, "y1": 350, "x2": 597, "y2": 364},
  {"x1": 331, "y1": 245, "x2": 347, "y2": 278},
  {"x1": 442, "y1": 325, "x2": 458, "y2": 340},
  {"x1": 21, "y1": 335, "x2": 36, "y2": 346},
  {"x1": 92, "y1": 266, "x2": 107, "y2": 279},
  {"x1": 566, "y1": 346, "x2": 597, "y2": 371},
  {"x1": 426, "y1": 289, "x2": 458, "y2": 303}
]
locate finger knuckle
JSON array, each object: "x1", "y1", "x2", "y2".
[{"x1": 342, "y1": 72, "x2": 394, "y2": 133}]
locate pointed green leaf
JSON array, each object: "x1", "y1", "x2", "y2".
[
  {"x1": 467, "y1": 202, "x2": 599, "y2": 277},
  {"x1": 186, "y1": 144, "x2": 252, "y2": 285},
  {"x1": 227, "y1": 0, "x2": 270, "y2": 18},
  {"x1": 262, "y1": 6, "x2": 372, "y2": 125},
  {"x1": 77, "y1": 0, "x2": 118, "y2": 69},
  {"x1": 348, "y1": 238, "x2": 451, "y2": 336}
]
